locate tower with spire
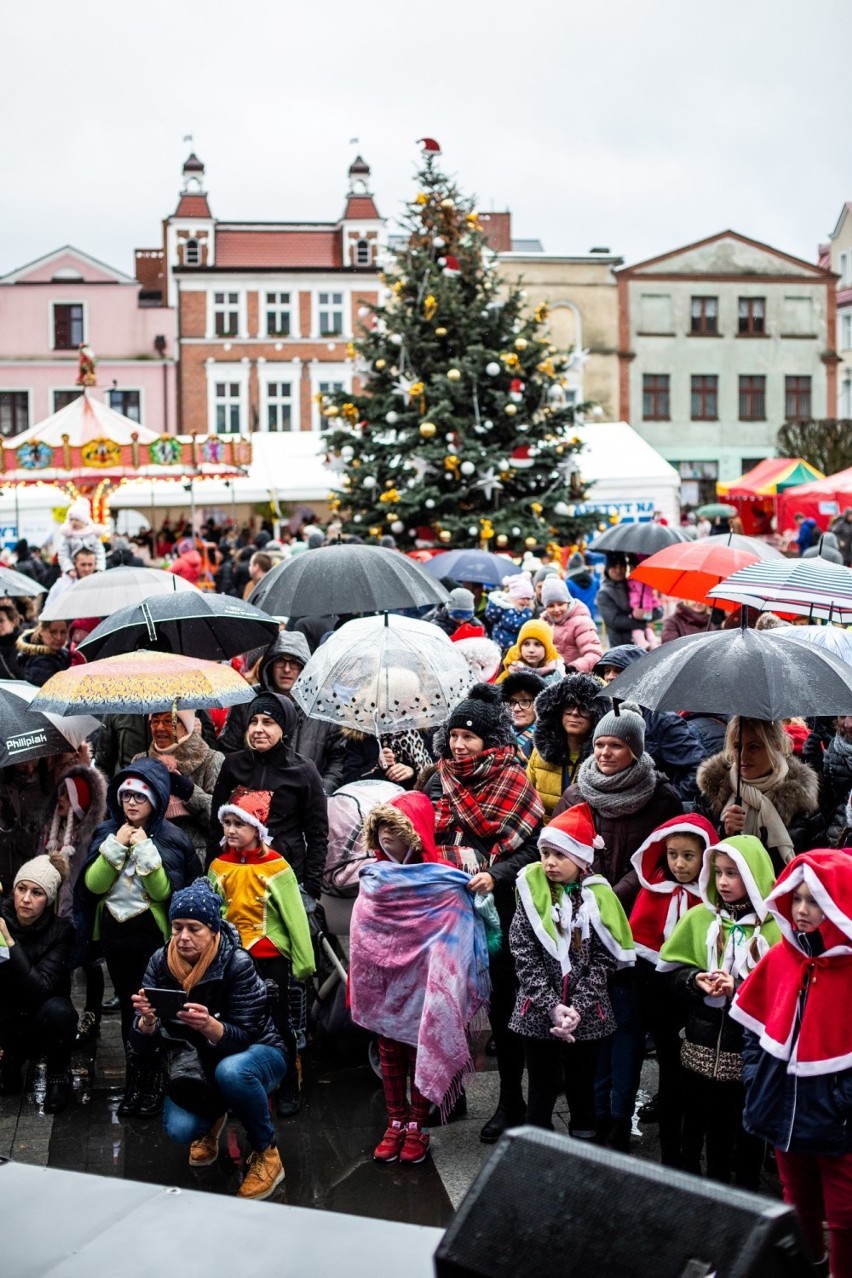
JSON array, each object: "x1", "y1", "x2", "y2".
[{"x1": 164, "y1": 152, "x2": 215, "y2": 304}]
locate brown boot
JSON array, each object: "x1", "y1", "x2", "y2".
[
  {"x1": 237, "y1": 1145, "x2": 285, "y2": 1200},
  {"x1": 189, "y1": 1115, "x2": 227, "y2": 1167}
]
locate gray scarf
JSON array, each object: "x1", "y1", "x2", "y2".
[{"x1": 576, "y1": 751, "x2": 659, "y2": 817}]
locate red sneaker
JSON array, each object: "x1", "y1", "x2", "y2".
[
  {"x1": 399, "y1": 1122, "x2": 430, "y2": 1165},
  {"x1": 373, "y1": 1121, "x2": 406, "y2": 1163}
]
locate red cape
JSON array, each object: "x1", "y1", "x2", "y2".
[{"x1": 628, "y1": 814, "x2": 718, "y2": 963}]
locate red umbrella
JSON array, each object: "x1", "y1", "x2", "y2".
[{"x1": 630, "y1": 540, "x2": 761, "y2": 608}]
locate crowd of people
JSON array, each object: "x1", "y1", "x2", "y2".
[{"x1": 0, "y1": 503, "x2": 850, "y2": 1271}]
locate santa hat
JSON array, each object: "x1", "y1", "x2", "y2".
[
  {"x1": 441, "y1": 255, "x2": 461, "y2": 277},
  {"x1": 63, "y1": 774, "x2": 92, "y2": 819},
  {"x1": 417, "y1": 137, "x2": 442, "y2": 153},
  {"x1": 539, "y1": 803, "x2": 603, "y2": 868},
  {"x1": 218, "y1": 788, "x2": 272, "y2": 844}
]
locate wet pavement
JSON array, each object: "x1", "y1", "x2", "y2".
[{"x1": 0, "y1": 984, "x2": 780, "y2": 1225}]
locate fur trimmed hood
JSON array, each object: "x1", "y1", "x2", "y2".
[
  {"x1": 696, "y1": 751, "x2": 819, "y2": 823},
  {"x1": 532, "y1": 673, "x2": 611, "y2": 765},
  {"x1": 44, "y1": 761, "x2": 108, "y2": 858},
  {"x1": 361, "y1": 792, "x2": 447, "y2": 863},
  {"x1": 16, "y1": 628, "x2": 54, "y2": 657}
]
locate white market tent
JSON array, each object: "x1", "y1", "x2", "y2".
[{"x1": 572, "y1": 421, "x2": 681, "y2": 525}]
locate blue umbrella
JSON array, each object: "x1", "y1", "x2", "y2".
[{"x1": 421, "y1": 549, "x2": 521, "y2": 586}]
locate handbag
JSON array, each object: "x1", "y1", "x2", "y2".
[{"x1": 163, "y1": 1038, "x2": 220, "y2": 1118}]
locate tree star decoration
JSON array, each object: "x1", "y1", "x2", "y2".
[
  {"x1": 393, "y1": 373, "x2": 418, "y2": 400},
  {"x1": 475, "y1": 467, "x2": 504, "y2": 501},
  {"x1": 566, "y1": 348, "x2": 591, "y2": 371}
]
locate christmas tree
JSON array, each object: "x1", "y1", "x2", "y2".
[{"x1": 322, "y1": 142, "x2": 601, "y2": 553}]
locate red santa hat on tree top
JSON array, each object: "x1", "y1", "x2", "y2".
[
  {"x1": 538, "y1": 803, "x2": 603, "y2": 869},
  {"x1": 217, "y1": 788, "x2": 273, "y2": 845},
  {"x1": 417, "y1": 137, "x2": 442, "y2": 153},
  {"x1": 440, "y1": 255, "x2": 461, "y2": 277}
]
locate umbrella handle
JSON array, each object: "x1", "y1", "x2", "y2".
[{"x1": 735, "y1": 721, "x2": 742, "y2": 806}]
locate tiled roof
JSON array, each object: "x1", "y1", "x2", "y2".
[
  {"x1": 342, "y1": 195, "x2": 380, "y2": 220},
  {"x1": 215, "y1": 229, "x2": 343, "y2": 268},
  {"x1": 174, "y1": 194, "x2": 212, "y2": 218}
]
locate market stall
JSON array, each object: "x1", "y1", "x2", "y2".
[{"x1": 716, "y1": 457, "x2": 823, "y2": 535}]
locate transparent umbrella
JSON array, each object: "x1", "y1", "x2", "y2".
[{"x1": 291, "y1": 614, "x2": 473, "y2": 735}]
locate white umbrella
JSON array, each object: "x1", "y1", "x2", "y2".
[
  {"x1": 708, "y1": 559, "x2": 852, "y2": 622},
  {"x1": 40, "y1": 566, "x2": 202, "y2": 621},
  {"x1": 291, "y1": 614, "x2": 474, "y2": 735},
  {"x1": 771, "y1": 623, "x2": 852, "y2": 665}
]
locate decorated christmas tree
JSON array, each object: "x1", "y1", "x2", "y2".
[{"x1": 322, "y1": 141, "x2": 601, "y2": 553}]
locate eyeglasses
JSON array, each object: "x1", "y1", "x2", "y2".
[
  {"x1": 507, "y1": 698, "x2": 534, "y2": 710},
  {"x1": 274, "y1": 658, "x2": 303, "y2": 670}
]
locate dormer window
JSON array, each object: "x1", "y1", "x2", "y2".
[
  {"x1": 185, "y1": 239, "x2": 200, "y2": 266},
  {"x1": 354, "y1": 239, "x2": 371, "y2": 267}
]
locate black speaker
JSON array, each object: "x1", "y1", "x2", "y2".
[{"x1": 434, "y1": 1127, "x2": 812, "y2": 1278}]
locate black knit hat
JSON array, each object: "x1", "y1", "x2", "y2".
[
  {"x1": 500, "y1": 671, "x2": 548, "y2": 702},
  {"x1": 446, "y1": 683, "x2": 512, "y2": 745},
  {"x1": 247, "y1": 692, "x2": 295, "y2": 736}
]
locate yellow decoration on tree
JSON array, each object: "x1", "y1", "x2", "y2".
[
  {"x1": 415, "y1": 193, "x2": 429, "y2": 205},
  {"x1": 440, "y1": 198, "x2": 455, "y2": 210},
  {"x1": 443, "y1": 455, "x2": 461, "y2": 477},
  {"x1": 341, "y1": 402, "x2": 359, "y2": 424},
  {"x1": 524, "y1": 536, "x2": 538, "y2": 549},
  {"x1": 423, "y1": 294, "x2": 438, "y2": 320},
  {"x1": 438, "y1": 529, "x2": 452, "y2": 543},
  {"x1": 325, "y1": 406, "x2": 340, "y2": 418},
  {"x1": 435, "y1": 326, "x2": 448, "y2": 337},
  {"x1": 369, "y1": 526, "x2": 382, "y2": 538},
  {"x1": 375, "y1": 358, "x2": 387, "y2": 370},
  {"x1": 537, "y1": 358, "x2": 556, "y2": 377},
  {"x1": 392, "y1": 280, "x2": 405, "y2": 295},
  {"x1": 419, "y1": 420, "x2": 437, "y2": 438},
  {"x1": 530, "y1": 502, "x2": 543, "y2": 515},
  {"x1": 514, "y1": 338, "x2": 529, "y2": 351},
  {"x1": 496, "y1": 534, "x2": 509, "y2": 548},
  {"x1": 534, "y1": 303, "x2": 549, "y2": 323},
  {"x1": 379, "y1": 488, "x2": 401, "y2": 504},
  {"x1": 345, "y1": 342, "x2": 356, "y2": 360},
  {"x1": 446, "y1": 368, "x2": 462, "y2": 382},
  {"x1": 500, "y1": 352, "x2": 520, "y2": 369}
]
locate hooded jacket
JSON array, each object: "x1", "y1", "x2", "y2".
[
  {"x1": 362, "y1": 791, "x2": 453, "y2": 865},
  {"x1": 169, "y1": 546, "x2": 203, "y2": 584},
  {"x1": 525, "y1": 674, "x2": 610, "y2": 818},
  {"x1": 16, "y1": 628, "x2": 72, "y2": 687},
  {"x1": 0, "y1": 894, "x2": 75, "y2": 1019},
  {"x1": 207, "y1": 693, "x2": 329, "y2": 898},
  {"x1": 218, "y1": 631, "x2": 346, "y2": 795},
  {"x1": 132, "y1": 727, "x2": 224, "y2": 862},
  {"x1": 694, "y1": 750, "x2": 823, "y2": 864},
  {"x1": 593, "y1": 645, "x2": 708, "y2": 801},
  {"x1": 497, "y1": 618, "x2": 565, "y2": 685},
  {"x1": 596, "y1": 574, "x2": 633, "y2": 648},
  {"x1": 77, "y1": 757, "x2": 199, "y2": 941},
  {"x1": 542, "y1": 597, "x2": 602, "y2": 673},
  {"x1": 817, "y1": 730, "x2": 852, "y2": 845},
  {"x1": 566, "y1": 563, "x2": 600, "y2": 616}
]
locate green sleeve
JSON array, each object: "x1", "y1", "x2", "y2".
[
  {"x1": 84, "y1": 849, "x2": 122, "y2": 896},
  {"x1": 268, "y1": 869, "x2": 316, "y2": 982},
  {"x1": 143, "y1": 863, "x2": 172, "y2": 902}
]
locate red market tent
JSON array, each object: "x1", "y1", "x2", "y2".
[
  {"x1": 716, "y1": 458, "x2": 824, "y2": 534},
  {"x1": 776, "y1": 467, "x2": 852, "y2": 533}
]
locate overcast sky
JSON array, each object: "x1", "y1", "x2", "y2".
[{"x1": 2, "y1": 0, "x2": 849, "y2": 278}]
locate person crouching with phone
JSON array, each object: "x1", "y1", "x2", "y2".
[{"x1": 130, "y1": 879, "x2": 287, "y2": 1201}]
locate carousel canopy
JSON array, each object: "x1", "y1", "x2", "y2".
[{"x1": 717, "y1": 457, "x2": 824, "y2": 500}]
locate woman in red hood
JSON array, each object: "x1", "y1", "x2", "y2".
[{"x1": 732, "y1": 849, "x2": 852, "y2": 1276}]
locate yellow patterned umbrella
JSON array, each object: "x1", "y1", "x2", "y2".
[{"x1": 31, "y1": 650, "x2": 254, "y2": 716}]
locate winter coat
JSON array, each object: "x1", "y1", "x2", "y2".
[
  {"x1": 554, "y1": 773, "x2": 683, "y2": 910},
  {"x1": 0, "y1": 761, "x2": 54, "y2": 890},
  {"x1": 680, "y1": 712, "x2": 729, "y2": 759},
  {"x1": 206, "y1": 696, "x2": 328, "y2": 898},
  {"x1": 546, "y1": 600, "x2": 602, "y2": 673},
  {"x1": 526, "y1": 674, "x2": 610, "y2": 818},
  {"x1": 41, "y1": 762, "x2": 109, "y2": 925},
  {"x1": 0, "y1": 895, "x2": 75, "y2": 1019},
  {"x1": 741, "y1": 1027, "x2": 852, "y2": 1156},
  {"x1": 77, "y1": 757, "x2": 199, "y2": 943},
  {"x1": 596, "y1": 576, "x2": 634, "y2": 648},
  {"x1": 817, "y1": 733, "x2": 852, "y2": 845},
  {"x1": 339, "y1": 727, "x2": 431, "y2": 789},
  {"x1": 485, "y1": 591, "x2": 534, "y2": 652},
  {"x1": 16, "y1": 629, "x2": 72, "y2": 687},
  {"x1": 508, "y1": 901, "x2": 617, "y2": 1040},
  {"x1": 661, "y1": 603, "x2": 713, "y2": 644},
  {"x1": 13, "y1": 552, "x2": 46, "y2": 584},
  {"x1": 169, "y1": 548, "x2": 203, "y2": 584},
  {"x1": 694, "y1": 752, "x2": 824, "y2": 862},
  {"x1": 130, "y1": 920, "x2": 285, "y2": 1069},
  {"x1": 666, "y1": 962, "x2": 748, "y2": 1080},
  {"x1": 566, "y1": 570, "x2": 599, "y2": 618},
  {"x1": 94, "y1": 714, "x2": 151, "y2": 777},
  {"x1": 131, "y1": 729, "x2": 224, "y2": 864},
  {"x1": 831, "y1": 512, "x2": 852, "y2": 566},
  {"x1": 0, "y1": 630, "x2": 24, "y2": 681}
]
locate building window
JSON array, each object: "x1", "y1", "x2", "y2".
[
  {"x1": 315, "y1": 378, "x2": 345, "y2": 429},
  {"x1": 53, "y1": 303, "x2": 84, "y2": 350},
  {"x1": 841, "y1": 313, "x2": 852, "y2": 351},
  {"x1": 0, "y1": 391, "x2": 29, "y2": 437},
  {"x1": 213, "y1": 292, "x2": 239, "y2": 337},
  {"x1": 53, "y1": 389, "x2": 83, "y2": 413},
  {"x1": 638, "y1": 293, "x2": 673, "y2": 333},
  {"x1": 107, "y1": 389, "x2": 141, "y2": 422},
  {"x1": 785, "y1": 375, "x2": 812, "y2": 419},
  {"x1": 690, "y1": 296, "x2": 718, "y2": 334},
  {"x1": 840, "y1": 252, "x2": 852, "y2": 287},
  {"x1": 642, "y1": 374, "x2": 670, "y2": 420},
  {"x1": 355, "y1": 239, "x2": 371, "y2": 266},
  {"x1": 318, "y1": 291, "x2": 344, "y2": 336},
  {"x1": 265, "y1": 381, "x2": 293, "y2": 432},
  {"x1": 739, "y1": 376, "x2": 766, "y2": 420},
  {"x1": 265, "y1": 292, "x2": 292, "y2": 338},
  {"x1": 738, "y1": 297, "x2": 766, "y2": 335},
  {"x1": 214, "y1": 382, "x2": 242, "y2": 432},
  {"x1": 690, "y1": 375, "x2": 718, "y2": 420},
  {"x1": 185, "y1": 239, "x2": 200, "y2": 266},
  {"x1": 841, "y1": 376, "x2": 852, "y2": 418}
]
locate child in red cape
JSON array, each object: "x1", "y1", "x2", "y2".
[
  {"x1": 629, "y1": 814, "x2": 718, "y2": 1167},
  {"x1": 732, "y1": 849, "x2": 852, "y2": 1277}
]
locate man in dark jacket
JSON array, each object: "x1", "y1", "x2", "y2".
[
  {"x1": 595, "y1": 646, "x2": 709, "y2": 803},
  {"x1": 218, "y1": 631, "x2": 345, "y2": 795},
  {"x1": 596, "y1": 554, "x2": 634, "y2": 649},
  {"x1": 12, "y1": 539, "x2": 47, "y2": 584},
  {"x1": 0, "y1": 603, "x2": 24, "y2": 679}
]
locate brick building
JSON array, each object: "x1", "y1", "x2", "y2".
[{"x1": 147, "y1": 153, "x2": 383, "y2": 435}]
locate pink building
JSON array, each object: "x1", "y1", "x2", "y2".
[{"x1": 0, "y1": 246, "x2": 176, "y2": 437}]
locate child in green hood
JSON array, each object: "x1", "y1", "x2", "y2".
[{"x1": 659, "y1": 834, "x2": 779, "y2": 1189}]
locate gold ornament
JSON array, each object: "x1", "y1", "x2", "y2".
[
  {"x1": 443, "y1": 455, "x2": 461, "y2": 477},
  {"x1": 466, "y1": 212, "x2": 481, "y2": 228},
  {"x1": 534, "y1": 303, "x2": 549, "y2": 323},
  {"x1": 369, "y1": 526, "x2": 382, "y2": 538},
  {"x1": 423, "y1": 294, "x2": 438, "y2": 320},
  {"x1": 500, "y1": 352, "x2": 520, "y2": 369},
  {"x1": 514, "y1": 337, "x2": 529, "y2": 351},
  {"x1": 480, "y1": 517, "x2": 495, "y2": 542},
  {"x1": 496, "y1": 534, "x2": 509, "y2": 548},
  {"x1": 446, "y1": 368, "x2": 462, "y2": 382},
  {"x1": 419, "y1": 421, "x2": 437, "y2": 438},
  {"x1": 530, "y1": 502, "x2": 543, "y2": 515},
  {"x1": 341, "y1": 402, "x2": 359, "y2": 423},
  {"x1": 326, "y1": 406, "x2": 340, "y2": 418},
  {"x1": 351, "y1": 458, "x2": 362, "y2": 468},
  {"x1": 409, "y1": 381, "x2": 425, "y2": 398},
  {"x1": 438, "y1": 529, "x2": 452, "y2": 543},
  {"x1": 504, "y1": 404, "x2": 518, "y2": 417},
  {"x1": 524, "y1": 536, "x2": 538, "y2": 549},
  {"x1": 435, "y1": 326, "x2": 448, "y2": 337},
  {"x1": 537, "y1": 357, "x2": 556, "y2": 377},
  {"x1": 379, "y1": 488, "x2": 401, "y2": 504},
  {"x1": 440, "y1": 198, "x2": 455, "y2": 210},
  {"x1": 415, "y1": 192, "x2": 428, "y2": 205},
  {"x1": 392, "y1": 280, "x2": 405, "y2": 295},
  {"x1": 345, "y1": 342, "x2": 356, "y2": 360},
  {"x1": 375, "y1": 358, "x2": 387, "y2": 370}
]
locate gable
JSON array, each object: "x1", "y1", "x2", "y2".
[
  {"x1": 1, "y1": 246, "x2": 136, "y2": 286},
  {"x1": 627, "y1": 232, "x2": 825, "y2": 279}
]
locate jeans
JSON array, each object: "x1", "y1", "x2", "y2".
[
  {"x1": 163, "y1": 1044, "x2": 286, "y2": 1153},
  {"x1": 595, "y1": 976, "x2": 643, "y2": 1123}
]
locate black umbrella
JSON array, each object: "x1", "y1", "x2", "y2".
[
  {"x1": 0, "y1": 681, "x2": 100, "y2": 767},
  {"x1": 589, "y1": 523, "x2": 689, "y2": 556},
  {"x1": 248, "y1": 544, "x2": 449, "y2": 618},
  {"x1": 77, "y1": 592, "x2": 280, "y2": 661}
]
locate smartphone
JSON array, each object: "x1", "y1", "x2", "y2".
[{"x1": 143, "y1": 987, "x2": 189, "y2": 1018}]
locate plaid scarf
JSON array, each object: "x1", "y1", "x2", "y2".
[{"x1": 435, "y1": 744, "x2": 543, "y2": 862}]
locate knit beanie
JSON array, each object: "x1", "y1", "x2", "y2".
[
  {"x1": 168, "y1": 877, "x2": 222, "y2": 933},
  {"x1": 14, "y1": 854, "x2": 65, "y2": 904},
  {"x1": 176, "y1": 538, "x2": 195, "y2": 556},
  {"x1": 539, "y1": 803, "x2": 603, "y2": 868},
  {"x1": 446, "y1": 587, "x2": 475, "y2": 617},
  {"x1": 66, "y1": 498, "x2": 92, "y2": 525},
  {"x1": 593, "y1": 704, "x2": 646, "y2": 758},
  {"x1": 248, "y1": 692, "x2": 291, "y2": 734},
  {"x1": 70, "y1": 617, "x2": 101, "y2": 637},
  {"x1": 447, "y1": 683, "x2": 510, "y2": 743},
  {"x1": 566, "y1": 552, "x2": 587, "y2": 579},
  {"x1": 506, "y1": 573, "x2": 534, "y2": 602},
  {"x1": 64, "y1": 774, "x2": 92, "y2": 819},
  {"x1": 118, "y1": 776, "x2": 156, "y2": 805},
  {"x1": 533, "y1": 566, "x2": 559, "y2": 586},
  {"x1": 541, "y1": 577, "x2": 570, "y2": 605},
  {"x1": 515, "y1": 618, "x2": 560, "y2": 664},
  {"x1": 218, "y1": 787, "x2": 272, "y2": 844}
]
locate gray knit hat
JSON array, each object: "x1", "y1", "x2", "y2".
[{"x1": 593, "y1": 703, "x2": 645, "y2": 758}]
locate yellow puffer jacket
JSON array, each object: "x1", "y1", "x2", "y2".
[{"x1": 526, "y1": 749, "x2": 571, "y2": 820}]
